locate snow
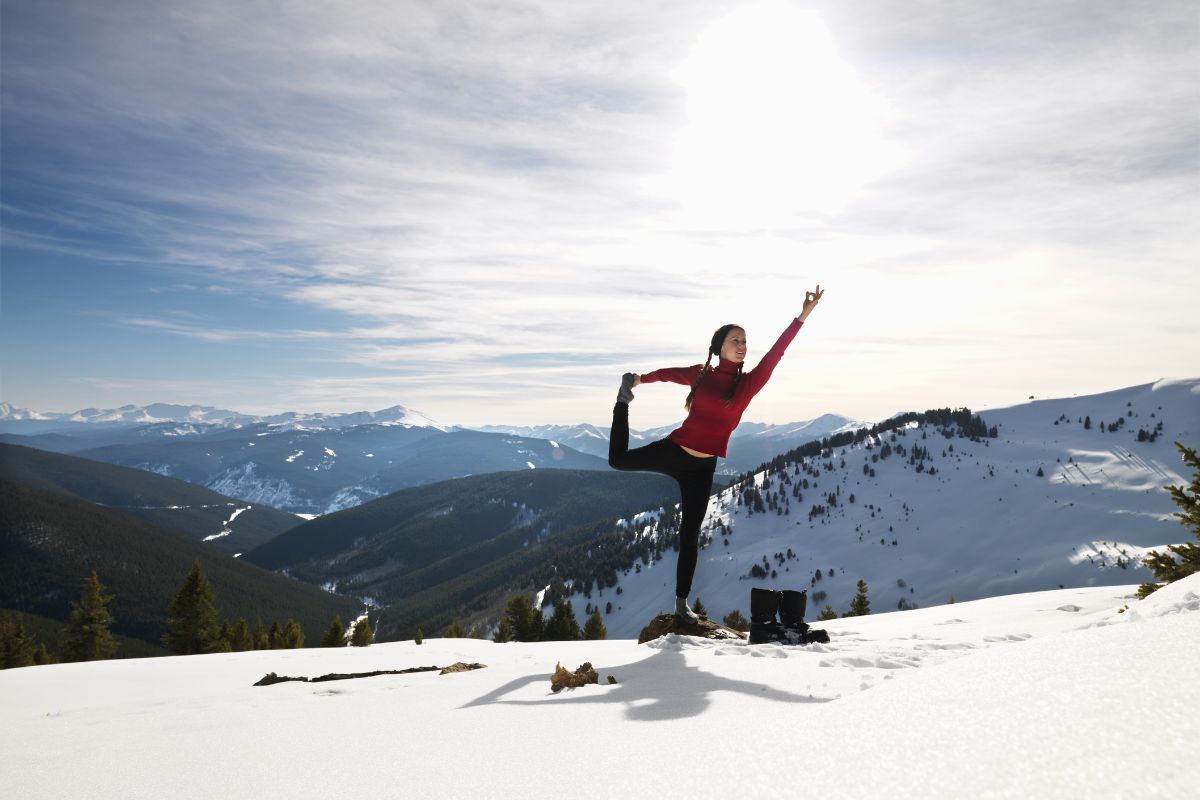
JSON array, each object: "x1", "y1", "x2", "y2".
[
  {"x1": 2, "y1": 576, "x2": 1196, "y2": 798},
  {"x1": 581, "y1": 378, "x2": 1197, "y2": 638}
]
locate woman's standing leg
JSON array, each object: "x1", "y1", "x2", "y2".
[{"x1": 674, "y1": 459, "x2": 716, "y2": 601}]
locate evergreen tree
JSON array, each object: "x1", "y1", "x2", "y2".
[
  {"x1": 493, "y1": 616, "x2": 513, "y2": 643},
  {"x1": 583, "y1": 610, "x2": 607, "y2": 640},
  {"x1": 163, "y1": 560, "x2": 222, "y2": 655},
  {"x1": 1, "y1": 612, "x2": 39, "y2": 669},
  {"x1": 60, "y1": 570, "x2": 118, "y2": 662},
  {"x1": 817, "y1": 604, "x2": 838, "y2": 621},
  {"x1": 231, "y1": 619, "x2": 253, "y2": 652},
  {"x1": 543, "y1": 599, "x2": 581, "y2": 641},
  {"x1": 1138, "y1": 443, "x2": 1200, "y2": 598},
  {"x1": 252, "y1": 620, "x2": 269, "y2": 650},
  {"x1": 722, "y1": 609, "x2": 749, "y2": 632},
  {"x1": 846, "y1": 580, "x2": 871, "y2": 617},
  {"x1": 321, "y1": 615, "x2": 347, "y2": 647},
  {"x1": 350, "y1": 617, "x2": 374, "y2": 647},
  {"x1": 218, "y1": 620, "x2": 234, "y2": 650},
  {"x1": 414, "y1": 627, "x2": 424, "y2": 645},
  {"x1": 282, "y1": 618, "x2": 305, "y2": 649},
  {"x1": 268, "y1": 621, "x2": 283, "y2": 649},
  {"x1": 445, "y1": 620, "x2": 466, "y2": 638},
  {"x1": 692, "y1": 596, "x2": 707, "y2": 618},
  {"x1": 505, "y1": 594, "x2": 543, "y2": 643}
]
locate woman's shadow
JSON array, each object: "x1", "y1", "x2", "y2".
[{"x1": 459, "y1": 638, "x2": 831, "y2": 722}]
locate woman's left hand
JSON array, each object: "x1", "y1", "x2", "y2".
[{"x1": 800, "y1": 284, "x2": 824, "y2": 319}]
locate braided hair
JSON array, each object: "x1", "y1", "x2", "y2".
[{"x1": 685, "y1": 323, "x2": 745, "y2": 411}]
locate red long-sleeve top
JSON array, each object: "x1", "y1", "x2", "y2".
[{"x1": 639, "y1": 317, "x2": 804, "y2": 458}]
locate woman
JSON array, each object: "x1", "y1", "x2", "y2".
[{"x1": 608, "y1": 285, "x2": 824, "y2": 624}]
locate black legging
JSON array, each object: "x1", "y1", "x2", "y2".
[{"x1": 608, "y1": 402, "x2": 717, "y2": 599}]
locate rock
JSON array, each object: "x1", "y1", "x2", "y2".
[
  {"x1": 551, "y1": 661, "x2": 599, "y2": 692},
  {"x1": 637, "y1": 613, "x2": 748, "y2": 645},
  {"x1": 606, "y1": 675, "x2": 617, "y2": 685},
  {"x1": 439, "y1": 662, "x2": 487, "y2": 675}
]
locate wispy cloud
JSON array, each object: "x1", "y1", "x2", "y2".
[{"x1": 2, "y1": 0, "x2": 1196, "y2": 424}]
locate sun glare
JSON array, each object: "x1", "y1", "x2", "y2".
[{"x1": 670, "y1": 1, "x2": 896, "y2": 226}]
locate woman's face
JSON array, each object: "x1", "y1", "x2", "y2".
[{"x1": 719, "y1": 327, "x2": 747, "y2": 363}]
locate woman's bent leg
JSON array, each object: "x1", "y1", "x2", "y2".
[{"x1": 608, "y1": 402, "x2": 676, "y2": 473}]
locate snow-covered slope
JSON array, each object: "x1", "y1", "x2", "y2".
[
  {"x1": 3, "y1": 575, "x2": 1196, "y2": 799},
  {"x1": 563, "y1": 378, "x2": 1198, "y2": 637}
]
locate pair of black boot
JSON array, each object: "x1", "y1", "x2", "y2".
[{"x1": 749, "y1": 587, "x2": 829, "y2": 645}]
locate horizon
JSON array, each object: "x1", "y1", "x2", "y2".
[
  {"x1": 5, "y1": 374, "x2": 1195, "y2": 430},
  {"x1": 3, "y1": 1, "x2": 1197, "y2": 428}
]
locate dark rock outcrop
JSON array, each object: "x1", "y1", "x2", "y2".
[{"x1": 637, "y1": 613, "x2": 748, "y2": 645}]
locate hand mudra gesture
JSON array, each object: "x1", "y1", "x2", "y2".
[{"x1": 802, "y1": 284, "x2": 824, "y2": 318}]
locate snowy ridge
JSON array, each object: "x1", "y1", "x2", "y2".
[
  {"x1": 554, "y1": 378, "x2": 1198, "y2": 638},
  {"x1": 2, "y1": 576, "x2": 1195, "y2": 798},
  {"x1": 0, "y1": 402, "x2": 449, "y2": 432}
]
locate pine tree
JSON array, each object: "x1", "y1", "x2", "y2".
[
  {"x1": 268, "y1": 621, "x2": 283, "y2": 649},
  {"x1": 692, "y1": 596, "x2": 707, "y2": 618},
  {"x1": 817, "y1": 604, "x2": 838, "y2": 621},
  {"x1": 252, "y1": 620, "x2": 269, "y2": 650},
  {"x1": 493, "y1": 616, "x2": 513, "y2": 643},
  {"x1": 218, "y1": 620, "x2": 234, "y2": 650},
  {"x1": 60, "y1": 570, "x2": 119, "y2": 662},
  {"x1": 231, "y1": 619, "x2": 253, "y2": 652},
  {"x1": 282, "y1": 618, "x2": 305, "y2": 648},
  {"x1": 321, "y1": 616, "x2": 347, "y2": 647},
  {"x1": 505, "y1": 594, "x2": 543, "y2": 642},
  {"x1": 1138, "y1": 442, "x2": 1200, "y2": 598},
  {"x1": 583, "y1": 610, "x2": 607, "y2": 640},
  {"x1": 1, "y1": 612, "x2": 39, "y2": 669},
  {"x1": 445, "y1": 620, "x2": 466, "y2": 638},
  {"x1": 722, "y1": 609, "x2": 749, "y2": 632},
  {"x1": 846, "y1": 580, "x2": 871, "y2": 617},
  {"x1": 350, "y1": 617, "x2": 374, "y2": 647},
  {"x1": 414, "y1": 627, "x2": 424, "y2": 645},
  {"x1": 163, "y1": 560, "x2": 222, "y2": 655},
  {"x1": 543, "y1": 599, "x2": 581, "y2": 641}
]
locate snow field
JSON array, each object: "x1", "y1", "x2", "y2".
[{"x1": 2, "y1": 576, "x2": 1196, "y2": 799}]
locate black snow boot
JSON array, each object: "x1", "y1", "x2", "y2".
[
  {"x1": 779, "y1": 589, "x2": 810, "y2": 643},
  {"x1": 748, "y1": 588, "x2": 784, "y2": 644}
]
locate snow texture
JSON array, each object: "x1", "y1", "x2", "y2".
[{"x1": 2, "y1": 577, "x2": 1196, "y2": 799}]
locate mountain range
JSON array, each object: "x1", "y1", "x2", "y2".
[
  {"x1": 2, "y1": 378, "x2": 1194, "y2": 650},
  {"x1": 1, "y1": 401, "x2": 855, "y2": 512},
  {"x1": 255, "y1": 378, "x2": 1194, "y2": 640}
]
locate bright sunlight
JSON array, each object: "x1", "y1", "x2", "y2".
[{"x1": 670, "y1": 1, "x2": 898, "y2": 226}]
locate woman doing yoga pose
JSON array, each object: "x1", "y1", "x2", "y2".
[{"x1": 608, "y1": 285, "x2": 824, "y2": 623}]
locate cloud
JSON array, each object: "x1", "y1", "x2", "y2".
[{"x1": 3, "y1": 0, "x2": 1196, "y2": 423}]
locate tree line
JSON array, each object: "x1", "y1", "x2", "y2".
[{"x1": 2, "y1": 559, "x2": 373, "y2": 669}]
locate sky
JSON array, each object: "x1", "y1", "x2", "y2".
[{"x1": 2, "y1": 0, "x2": 1197, "y2": 428}]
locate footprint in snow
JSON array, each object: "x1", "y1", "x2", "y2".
[
  {"x1": 1056, "y1": 605, "x2": 1082, "y2": 612},
  {"x1": 749, "y1": 647, "x2": 789, "y2": 658},
  {"x1": 983, "y1": 633, "x2": 1033, "y2": 642}
]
